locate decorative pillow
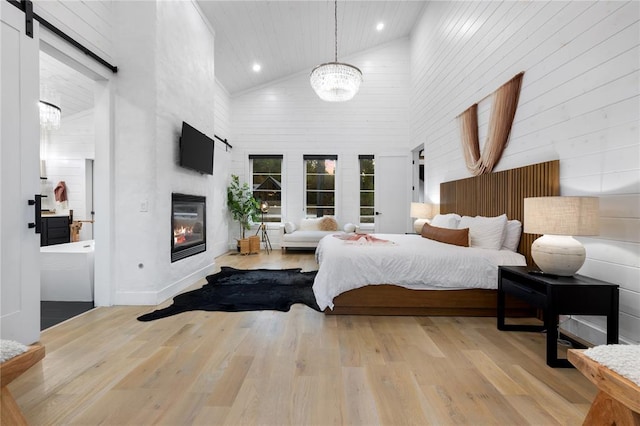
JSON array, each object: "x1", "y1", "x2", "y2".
[
  {"x1": 284, "y1": 221, "x2": 296, "y2": 234},
  {"x1": 430, "y1": 213, "x2": 462, "y2": 229},
  {"x1": 343, "y1": 223, "x2": 356, "y2": 233},
  {"x1": 319, "y1": 216, "x2": 339, "y2": 231},
  {"x1": 458, "y1": 214, "x2": 507, "y2": 250},
  {"x1": 421, "y1": 223, "x2": 469, "y2": 247},
  {"x1": 502, "y1": 219, "x2": 522, "y2": 252},
  {"x1": 298, "y1": 217, "x2": 322, "y2": 231}
]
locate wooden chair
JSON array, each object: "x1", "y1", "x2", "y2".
[
  {"x1": 1, "y1": 344, "x2": 45, "y2": 425},
  {"x1": 568, "y1": 348, "x2": 640, "y2": 426}
]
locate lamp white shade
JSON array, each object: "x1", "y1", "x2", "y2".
[
  {"x1": 410, "y1": 202, "x2": 438, "y2": 233},
  {"x1": 523, "y1": 197, "x2": 599, "y2": 236},
  {"x1": 524, "y1": 196, "x2": 599, "y2": 276},
  {"x1": 410, "y1": 202, "x2": 431, "y2": 219}
]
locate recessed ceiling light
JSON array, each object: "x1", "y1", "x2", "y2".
[
  {"x1": 252, "y1": 63, "x2": 261, "y2": 72},
  {"x1": 376, "y1": 22, "x2": 384, "y2": 32}
]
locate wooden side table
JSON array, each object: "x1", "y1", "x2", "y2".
[
  {"x1": 568, "y1": 349, "x2": 640, "y2": 425},
  {"x1": 498, "y1": 266, "x2": 619, "y2": 367}
]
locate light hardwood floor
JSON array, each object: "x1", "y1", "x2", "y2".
[{"x1": 11, "y1": 250, "x2": 596, "y2": 425}]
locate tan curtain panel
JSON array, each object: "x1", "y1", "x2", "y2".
[
  {"x1": 459, "y1": 104, "x2": 481, "y2": 174},
  {"x1": 459, "y1": 72, "x2": 524, "y2": 176}
]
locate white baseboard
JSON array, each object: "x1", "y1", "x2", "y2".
[
  {"x1": 156, "y1": 262, "x2": 216, "y2": 304},
  {"x1": 114, "y1": 261, "x2": 216, "y2": 306},
  {"x1": 561, "y1": 316, "x2": 634, "y2": 346},
  {"x1": 113, "y1": 290, "x2": 158, "y2": 306}
]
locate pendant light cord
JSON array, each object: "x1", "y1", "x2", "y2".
[{"x1": 334, "y1": 0, "x2": 338, "y2": 62}]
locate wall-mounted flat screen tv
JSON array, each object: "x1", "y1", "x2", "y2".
[{"x1": 179, "y1": 121, "x2": 214, "y2": 175}]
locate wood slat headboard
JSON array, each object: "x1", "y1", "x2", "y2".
[{"x1": 440, "y1": 160, "x2": 560, "y2": 265}]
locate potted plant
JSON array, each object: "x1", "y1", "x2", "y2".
[{"x1": 227, "y1": 174, "x2": 260, "y2": 242}]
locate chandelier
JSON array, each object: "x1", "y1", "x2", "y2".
[
  {"x1": 39, "y1": 100, "x2": 61, "y2": 130},
  {"x1": 310, "y1": 0, "x2": 362, "y2": 102}
]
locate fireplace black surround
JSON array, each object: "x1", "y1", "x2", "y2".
[{"x1": 171, "y1": 193, "x2": 206, "y2": 262}]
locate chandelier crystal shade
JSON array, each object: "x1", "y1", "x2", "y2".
[
  {"x1": 39, "y1": 100, "x2": 61, "y2": 130},
  {"x1": 310, "y1": 1, "x2": 362, "y2": 102}
]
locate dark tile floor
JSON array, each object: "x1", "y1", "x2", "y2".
[{"x1": 41, "y1": 301, "x2": 94, "y2": 330}]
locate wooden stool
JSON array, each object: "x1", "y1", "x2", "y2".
[
  {"x1": 1, "y1": 344, "x2": 45, "y2": 425},
  {"x1": 568, "y1": 348, "x2": 640, "y2": 426}
]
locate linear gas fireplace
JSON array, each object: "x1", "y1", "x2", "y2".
[{"x1": 171, "y1": 193, "x2": 206, "y2": 262}]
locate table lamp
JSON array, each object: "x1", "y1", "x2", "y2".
[
  {"x1": 410, "y1": 202, "x2": 437, "y2": 233},
  {"x1": 524, "y1": 196, "x2": 599, "y2": 276}
]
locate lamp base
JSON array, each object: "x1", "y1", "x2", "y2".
[
  {"x1": 413, "y1": 218, "x2": 429, "y2": 234},
  {"x1": 531, "y1": 235, "x2": 586, "y2": 276}
]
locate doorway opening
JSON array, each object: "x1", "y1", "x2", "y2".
[
  {"x1": 38, "y1": 48, "x2": 103, "y2": 329},
  {"x1": 412, "y1": 145, "x2": 425, "y2": 203}
]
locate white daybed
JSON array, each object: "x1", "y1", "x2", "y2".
[{"x1": 280, "y1": 216, "x2": 344, "y2": 251}]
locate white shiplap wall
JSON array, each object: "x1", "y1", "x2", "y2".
[
  {"x1": 229, "y1": 38, "x2": 411, "y2": 246},
  {"x1": 214, "y1": 80, "x2": 234, "y2": 251},
  {"x1": 34, "y1": 0, "x2": 113, "y2": 64},
  {"x1": 410, "y1": 1, "x2": 640, "y2": 344},
  {"x1": 44, "y1": 109, "x2": 95, "y2": 160}
]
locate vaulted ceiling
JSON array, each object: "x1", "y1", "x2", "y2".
[
  {"x1": 39, "y1": 1, "x2": 427, "y2": 119},
  {"x1": 196, "y1": 1, "x2": 427, "y2": 95},
  {"x1": 40, "y1": 51, "x2": 94, "y2": 119}
]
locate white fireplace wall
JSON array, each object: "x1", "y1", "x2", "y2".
[{"x1": 112, "y1": 0, "x2": 228, "y2": 305}]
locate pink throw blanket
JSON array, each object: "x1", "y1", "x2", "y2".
[{"x1": 333, "y1": 233, "x2": 395, "y2": 245}]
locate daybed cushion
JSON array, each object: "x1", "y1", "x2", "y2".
[
  {"x1": 298, "y1": 217, "x2": 322, "y2": 231},
  {"x1": 319, "y1": 217, "x2": 339, "y2": 231},
  {"x1": 420, "y1": 223, "x2": 469, "y2": 247},
  {"x1": 282, "y1": 230, "x2": 337, "y2": 243}
]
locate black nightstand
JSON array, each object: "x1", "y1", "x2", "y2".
[{"x1": 497, "y1": 265, "x2": 619, "y2": 368}]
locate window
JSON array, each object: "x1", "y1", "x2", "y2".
[
  {"x1": 359, "y1": 155, "x2": 375, "y2": 224},
  {"x1": 304, "y1": 155, "x2": 337, "y2": 217},
  {"x1": 250, "y1": 155, "x2": 283, "y2": 222}
]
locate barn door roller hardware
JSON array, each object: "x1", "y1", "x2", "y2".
[
  {"x1": 214, "y1": 135, "x2": 233, "y2": 152},
  {"x1": 7, "y1": 0, "x2": 118, "y2": 73}
]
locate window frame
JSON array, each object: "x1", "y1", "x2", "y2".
[
  {"x1": 359, "y1": 155, "x2": 375, "y2": 225},
  {"x1": 303, "y1": 155, "x2": 338, "y2": 218},
  {"x1": 249, "y1": 155, "x2": 283, "y2": 223}
]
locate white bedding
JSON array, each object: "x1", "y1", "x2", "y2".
[{"x1": 313, "y1": 233, "x2": 526, "y2": 310}]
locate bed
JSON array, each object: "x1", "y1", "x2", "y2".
[{"x1": 316, "y1": 160, "x2": 560, "y2": 316}]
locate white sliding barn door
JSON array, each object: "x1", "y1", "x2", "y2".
[
  {"x1": 1, "y1": 1, "x2": 41, "y2": 344},
  {"x1": 375, "y1": 154, "x2": 411, "y2": 234}
]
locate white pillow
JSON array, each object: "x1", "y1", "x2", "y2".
[
  {"x1": 298, "y1": 217, "x2": 322, "y2": 231},
  {"x1": 430, "y1": 213, "x2": 461, "y2": 229},
  {"x1": 343, "y1": 223, "x2": 356, "y2": 233},
  {"x1": 458, "y1": 214, "x2": 507, "y2": 250},
  {"x1": 284, "y1": 221, "x2": 296, "y2": 234},
  {"x1": 502, "y1": 219, "x2": 522, "y2": 252}
]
